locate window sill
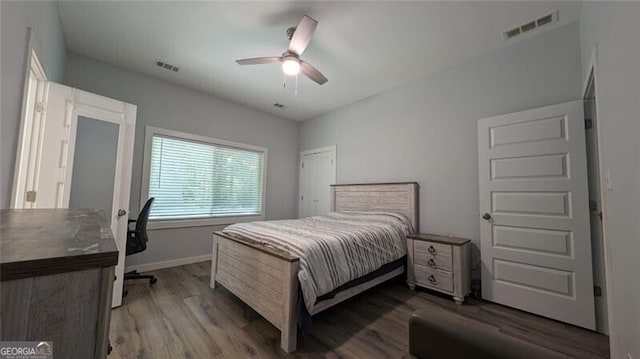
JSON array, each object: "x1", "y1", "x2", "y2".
[{"x1": 147, "y1": 214, "x2": 265, "y2": 230}]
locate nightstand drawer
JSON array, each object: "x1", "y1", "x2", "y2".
[
  {"x1": 414, "y1": 251, "x2": 452, "y2": 272},
  {"x1": 414, "y1": 265, "x2": 453, "y2": 292},
  {"x1": 414, "y1": 240, "x2": 452, "y2": 258},
  {"x1": 414, "y1": 241, "x2": 452, "y2": 271}
]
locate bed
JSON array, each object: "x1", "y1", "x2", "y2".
[{"x1": 209, "y1": 182, "x2": 419, "y2": 352}]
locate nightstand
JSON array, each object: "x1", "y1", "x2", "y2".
[{"x1": 406, "y1": 233, "x2": 471, "y2": 304}]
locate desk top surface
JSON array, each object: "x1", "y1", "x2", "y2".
[{"x1": 1, "y1": 209, "x2": 119, "y2": 281}]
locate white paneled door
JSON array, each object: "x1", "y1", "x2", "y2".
[
  {"x1": 478, "y1": 101, "x2": 595, "y2": 329},
  {"x1": 299, "y1": 146, "x2": 336, "y2": 218},
  {"x1": 13, "y1": 81, "x2": 136, "y2": 308}
]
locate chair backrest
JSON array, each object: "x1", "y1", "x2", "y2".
[{"x1": 136, "y1": 197, "x2": 154, "y2": 243}]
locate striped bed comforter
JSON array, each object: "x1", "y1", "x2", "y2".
[{"x1": 222, "y1": 211, "x2": 412, "y2": 312}]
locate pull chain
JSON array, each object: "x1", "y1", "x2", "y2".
[{"x1": 282, "y1": 74, "x2": 299, "y2": 96}]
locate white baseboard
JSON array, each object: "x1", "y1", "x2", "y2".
[{"x1": 125, "y1": 254, "x2": 212, "y2": 273}]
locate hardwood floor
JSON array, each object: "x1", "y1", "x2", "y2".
[{"x1": 110, "y1": 262, "x2": 609, "y2": 358}]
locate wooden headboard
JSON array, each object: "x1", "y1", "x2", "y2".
[{"x1": 330, "y1": 182, "x2": 419, "y2": 233}]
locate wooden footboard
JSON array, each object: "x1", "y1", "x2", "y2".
[
  {"x1": 210, "y1": 182, "x2": 419, "y2": 353},
  {"x1": 210, "y1": 232, "x2": 300, "y2": 353}
]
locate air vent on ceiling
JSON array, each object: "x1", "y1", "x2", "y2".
[
  {"x1": 503, "y1": 10, "x2": 558, "y2": 40},
  {"x1": 273, "y1": 103, "x2": 286, "y2": 109},
  {"x1": 155, "y1": 60, "x2": 179, "y2": 72}
]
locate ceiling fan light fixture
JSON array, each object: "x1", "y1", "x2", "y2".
[
  {"x1": 236, "y1": 15, "x2": 327, "y2": 85},
  {"x1": 282, "y1": 57, "x2": 300, "y2": 76}
]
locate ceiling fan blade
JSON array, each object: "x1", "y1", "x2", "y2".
[
  {"x1": 236, "y1": 57, "x2": 281, "y2": 65},
  {"x1": 288, "y1": 15, "x2": 318, "y2": 55},
  {"x1": 300, "y1": 61, "x2": 328, "y2": 85}
]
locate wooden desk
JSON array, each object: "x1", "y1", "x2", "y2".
[{"x1": 1, "y1": 209, "x2": 118, "y2": 359}]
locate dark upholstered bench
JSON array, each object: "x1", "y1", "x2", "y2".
[{"x1": 409, "y1": 309, "x2": 569, "y2": 359}]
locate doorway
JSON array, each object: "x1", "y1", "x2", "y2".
[
  {"x1": 584, "y1": 68, "x2": 609, "y2": 334},
  {"x1": 11, "y1": 42, "x2": 47, "y2": 209},
  {"x1": 12, "y1": 81, "x2": 137, "y2": 308},
  {"x1": 299, "y1": 146, "x2": 336, "y2": 218}
]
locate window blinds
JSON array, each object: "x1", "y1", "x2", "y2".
[{"x1": 148, "y1": 134, "x2": 264, "y2": 220}]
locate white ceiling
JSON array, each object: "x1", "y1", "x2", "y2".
[{"x1": 57, "y1": 1, "x2": 580, "y2": 121}]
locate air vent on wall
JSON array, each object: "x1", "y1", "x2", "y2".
[
  {"x1": 503, "y1": 10, "x2": 558, "y2": 40},
  {"x1": 273, "y1": 103, "x2": 287, "y2": 109},
  {"x1": 155, "y1": 60, "x2": 179, "y2": 72}
]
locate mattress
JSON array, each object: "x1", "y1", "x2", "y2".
[{"x1": 222, "y1": 211, "x2": 412, "y2": 312}]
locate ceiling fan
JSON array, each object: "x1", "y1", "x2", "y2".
[{"x1": 236, "y1": 15, "x2": 328, "y2": 85}]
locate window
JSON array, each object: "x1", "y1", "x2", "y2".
[{"x1": 141, "y1": 127, "x2": 267, "y2": 229}]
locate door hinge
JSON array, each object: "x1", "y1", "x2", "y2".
[
  {"x1": 594, "y1": 285, "x2": 602, "y2": 297},
  {"x1": 301, "y1": 162, "x2": 304, "y2": 169},
  {"x1": 585, "y1": 118, "x2": 593, "y2": 129},
  {"x1": 589, "y1": 200, "x2": 597, "y2": 211},
  {"x1": 301, "y1": 195, "x2": 304, "y2": 201},
  {"x1": 331, "y1": 159, "x2": 334, "y2": 165},
  {"x1": 35, "y1": 101, "x2": 46, "y2": 113},
  {"x1": 26, "y1": 191, "x2": 37, "y2": 203}
]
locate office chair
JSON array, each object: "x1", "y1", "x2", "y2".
[{"x1": 123, "y1": 198, "x2": 157, "y2": 291}]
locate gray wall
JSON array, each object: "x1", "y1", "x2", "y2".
[
  {"x1": 64, "y1": 53, "x2": 299, "y2": 268},
  {"x1": 0, "y1": 0, "x2": 67, "y2": 208},
  {"x1": 299, "y1": 22, "x2": 583, "y2": 273},
  {"x1": 580, "y1": 3, "x2": 640, "y2": 357},
  {"x1": 69, "y1": 117, "x2": 119, "y2": 221}
]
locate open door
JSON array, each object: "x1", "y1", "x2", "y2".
[
  {"x1": 477, "y1": 100, "x2": 595, "y2": 329},
  {"x1": 13, "y1": 81, "x2": 136, "y2": 308}
]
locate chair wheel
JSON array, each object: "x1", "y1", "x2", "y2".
[{"x1": 150, "y1": 277, "x2": 158, "y2": 285}]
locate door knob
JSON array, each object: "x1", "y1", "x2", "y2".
[
  {"x1": 117, "y1": 209, "x2": 127, "y2": 217},
  {"x1": 482, "y1": 213, "x2": 491, "y2": 220}
]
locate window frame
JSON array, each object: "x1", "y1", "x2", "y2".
[{"x1": 141, "y1": 126, "x2": 267, "y2": 230}]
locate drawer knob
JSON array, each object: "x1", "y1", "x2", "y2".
[
  {"x1": 428, "y1": 245, "x2": 437, "y2": 255},
  {"x1": 427, "y1": 258, "x2": 437, "y2": 268},
  {"x1": 428, "y1": 275, "x2": 437, "y2": 284}
]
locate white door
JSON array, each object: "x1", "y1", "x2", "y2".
[
  {"x1": 299, "y1": 154, "x2": 318, "y2": 218},
  {"x1": 299, "y1": 146, "x2": 336, "y2": 218},
  {"x1": 315, "y1": 150, "x2": 335, "y2": 214},
  {"x1": 35, "y1": 83, "x2": 74, "y2": 208},
  {"x1": 478, "y1": 101, "x2": 595, "y2": 329},
  {"x1": 15, "y1": 82, "x2": 136, "y2": 308}
]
